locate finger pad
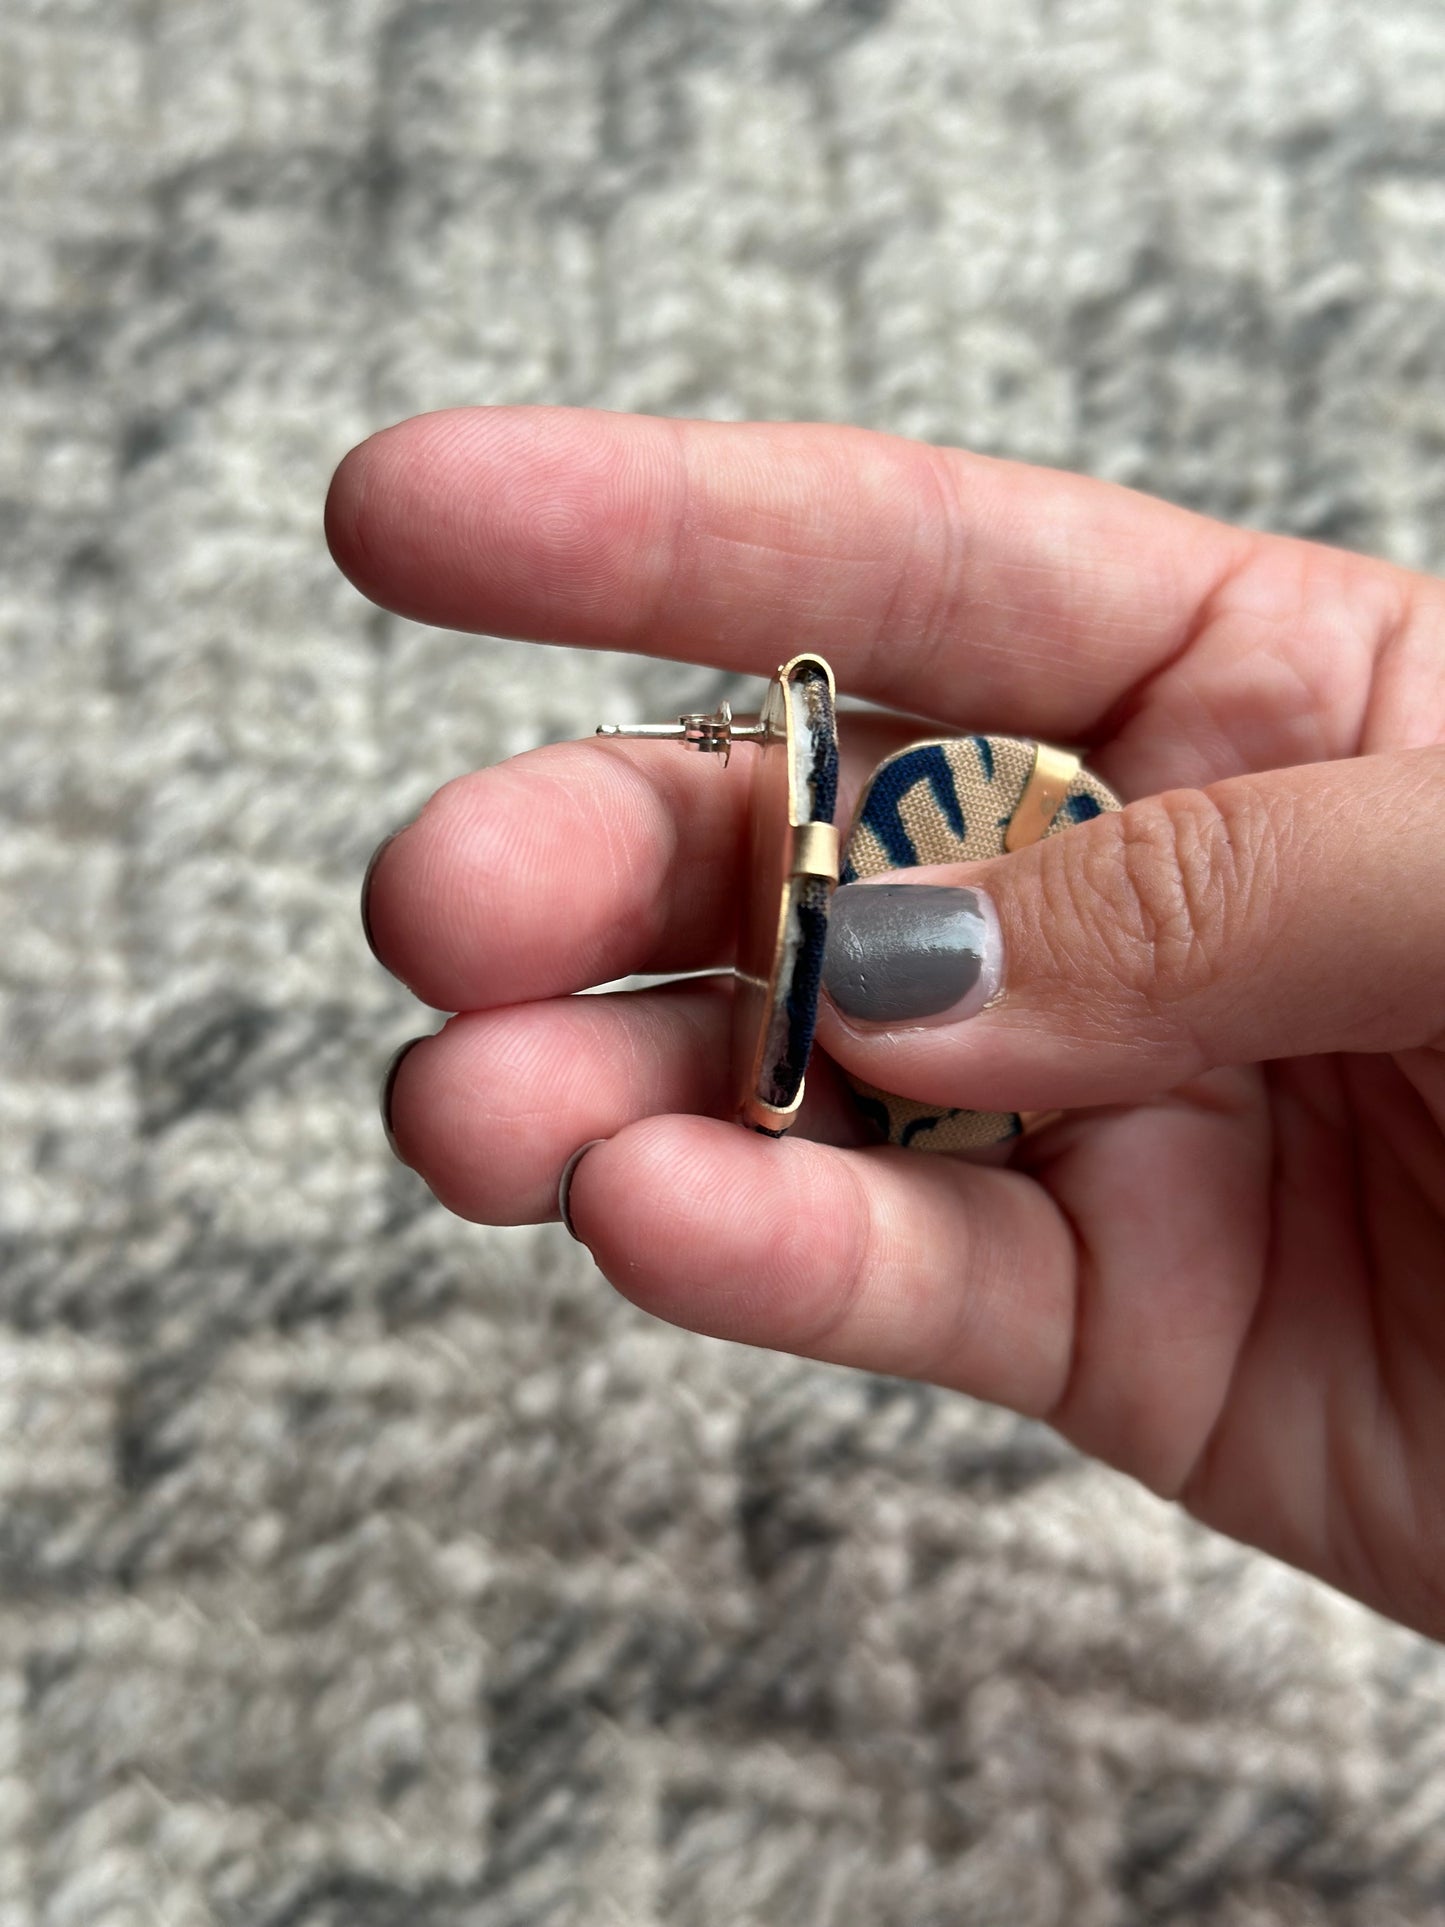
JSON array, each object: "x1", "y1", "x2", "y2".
[
  {"x1": 393, "y1": 989, "x2": 733, "y2": 1223},
  {"x1": 326, "y1": 407, "x2": 681, "y2": 638},
  {"x1": 376, "y1": 750, "x2": 678, "y2": 1008},
  {"x1": 574, "y1": 1118, "x2": 868, "y2": 1350}
]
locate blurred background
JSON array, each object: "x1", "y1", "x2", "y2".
[{"x1": 5, "y1": 0, "x2": 1445, "y2": 1921}]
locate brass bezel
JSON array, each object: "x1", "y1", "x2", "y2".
[
  {"x1": 733, "y1": 654, "x2": 838, "y2": 1133},
  {"x1": 597, "y1": 655, "x2": 840, "y2": 1138},
  {"x1": 1004, "y1": 742, "x2": 1082, "y2": 851}
]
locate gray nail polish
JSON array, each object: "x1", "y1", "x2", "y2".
[
  {"x1": 558, "y1": 1139, "x2": 606, "y2": 1240},
  {"x1": 823, "y1": 884, "x2": 1002, "y2": 1025}
]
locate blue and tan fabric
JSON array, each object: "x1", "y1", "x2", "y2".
[
  {"x1": 755, "y1": 663, "x2": 839, "y2": 1125},
  {"x1": 841, "y1": 736, "x2": 1122, "y2": 1152}
]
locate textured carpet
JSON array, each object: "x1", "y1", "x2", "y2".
[{"x1": 5, "y1": 0, "x2": 1445, "y2": 1921}]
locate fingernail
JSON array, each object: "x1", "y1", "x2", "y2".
[
  {"x1": 557, "y1": 1139, "x2": 606, "y2": 1240},
  {"x1": 380, "y1": 1037, "x2": 423, "y2": 1161},
  {"x1": 361, "y1": 831, "x2": 401, "y2": 964},
  {"x1": 823, "y1": 884, "x2": 1002, "y2": 1026}
]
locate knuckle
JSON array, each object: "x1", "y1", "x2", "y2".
[{"x1": 1050, "y1": 786, "x2": 1275, "y2": 1035}]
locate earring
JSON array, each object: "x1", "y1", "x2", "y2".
[
  {"x1": 601, "y1": 655, "x2": 840, "y2": 1136},
  {"x1": 599, "y1": 656, "x2": 1121, "y2": 1150}
]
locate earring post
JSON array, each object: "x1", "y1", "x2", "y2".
[{"x1": 594, "y1": 702, "x2": 769, "y2": 764}]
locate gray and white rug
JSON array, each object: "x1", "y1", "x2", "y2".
[{"x1": 5, "y1": 0, "x2": 1445, "y2": 1920}]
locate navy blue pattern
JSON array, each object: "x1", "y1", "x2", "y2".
[
  {"x1": 900, "y1": 1109, "x2": 962, "y2": 1148},
  {"x1": 849, "y1": 1090, "x2": 893, "y2": 1137},
  {"x1": 837, "y1": 736, "x2": 1122, "y2": 1152},
  {"x1": 855, "y1": 744, "x2": 966, "y2": 870},
  {"x1": 770, "y1": 882, "x2": 829, "y2": 1109},
  {"x1": 760, "y1": 664, "x2": 838, "y2": 1116}
]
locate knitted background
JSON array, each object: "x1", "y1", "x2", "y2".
[{"x1": 5, "y1": 1, "x2": 1445, "y2": 1922}]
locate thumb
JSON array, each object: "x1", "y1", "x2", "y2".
[{"x1": 815, "y1": 746, "x2": 1445, "y2": 1113}]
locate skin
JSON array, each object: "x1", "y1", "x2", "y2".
[{"x1": 329, "y1": 406, "x2": 1445, "y2": 1640}]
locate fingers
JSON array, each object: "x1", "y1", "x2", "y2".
[
  {"x1": 365, "y1": 712, "x2": 924, "y2": 1011},
  {"x1": 395, "y1": 1009, "x2": 1276, "y2": 1500},
  {"x1": 558, "y1": 1083, "x2": 1272, "y2": 1499},
  {"x1": 1017, "y1": 1070, "x2": 1272, "y2": 1496},
  {"x1": 816, "y1": 746, "x2": 1445, "y2": 1113},
  {"x1": 365, "y1": 735, "x2": 749, "y2": 1009},
  {"x1": 385, "y1": 981, "x2": 735, "y2": 1223},
  {"x1": 564, "y1": 1117, "x2": 1080, "y2": 1419},
  {"x1": 327, "y1": 406, "x2": 1254, "y2": 741},
  {"x1": 563, "y1": 1089, "x2": 1274, "y2": 1497},
  {"x1": 385, "y1": 980, "x2": 875, "y2": 1223}
]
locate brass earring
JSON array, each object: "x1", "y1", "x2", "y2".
[
  {"x1": 602, "y1": 655, "x2": 839, "y2": 1136},
  {"x1": 599, "y1": 656, "x2": 1122, "y2": 1150}
]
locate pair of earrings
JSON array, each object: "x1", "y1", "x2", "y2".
[{"x1": 600, "y1": 656, "x2": 1120, "y2": 1153}]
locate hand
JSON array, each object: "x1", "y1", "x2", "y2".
[{"x1": 328, "y1": 408, "x2": 1445, "y2": 1638}]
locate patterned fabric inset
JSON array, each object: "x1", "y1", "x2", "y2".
[
  {"x1": 758, "y1": 665, "x2": 839, "y2": 1117},
  {"x1": 839, "y1": 737, "x2": 1122, "y2": 1152}
]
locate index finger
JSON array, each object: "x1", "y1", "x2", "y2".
[{"x1": 325, "y1": 406, "x2": 1253, "y2": 740}]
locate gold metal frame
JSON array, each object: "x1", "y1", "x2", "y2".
[
  {"x1": 599, "y1": 655, "x2": 839, "y2": 1137},
  {"x1": 1004, "y1": 742, "x2": 1082, "y2": 851}
]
